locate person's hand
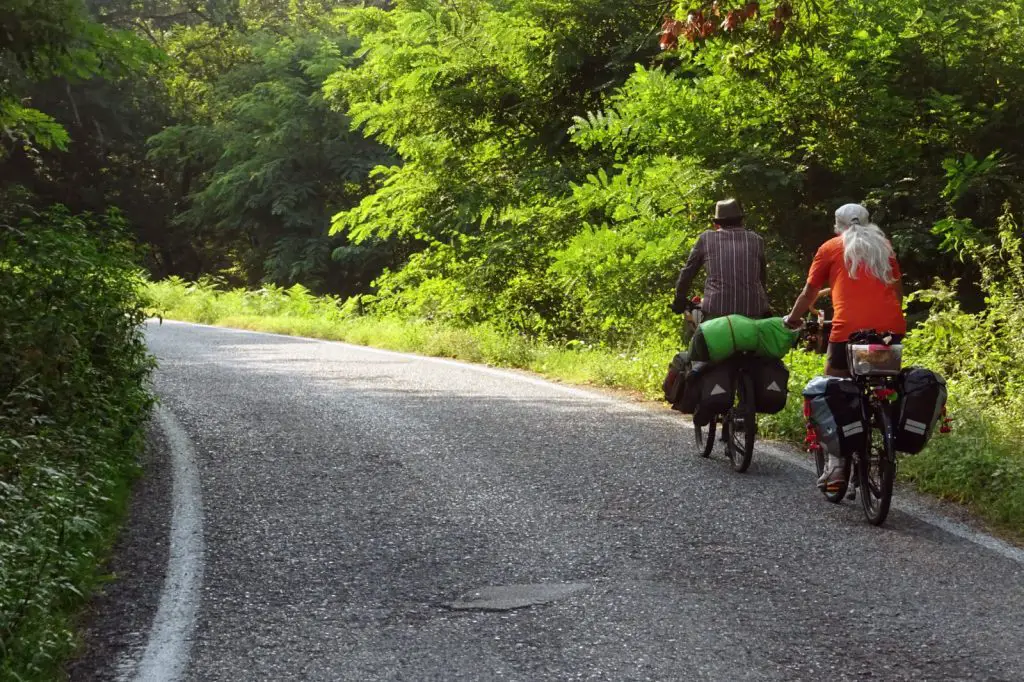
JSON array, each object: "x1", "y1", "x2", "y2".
[
  {"x1": 783, "y1": 314, "x2": 802, "y2": 330},
  {"x1": 670, "y1": 298, "x2": 687, "y2": 315}
]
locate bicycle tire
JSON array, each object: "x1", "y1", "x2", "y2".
[
  {"x1": 726, "y1": 373, "x2": 756, "y2": 473},
  {"x1": 859, "y1": 405, "x2": 895, "y2": 525},
  {"x1": 694, "y1": 417, "x2": 716, "y2": 458}
]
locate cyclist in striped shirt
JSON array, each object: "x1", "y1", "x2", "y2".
[{"x1": 672, "y1": 198, "x2": 771, "y2": 320}]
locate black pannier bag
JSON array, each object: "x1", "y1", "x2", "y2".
[
  {"x1": 693, "y1": 361, "x2": 734, "y2": 425},
  {"x1": 802, "y1": 377, "x2": 866, "y2": 458},
  {"x1": 664, "y1": 352, "x2": 708, "y2": 415},
  {"x1": 894, "y1": 367, "x2": 947, "y2": 454},
  {"x1": 751, "y1": 356, "x2": 789, "y2": 414},
  {"x1": 662, "y1": 352, "x2": 689, "y2": 404},
  {"x1": 675, "y1": 360, "x2": 708, "y2": 414}
]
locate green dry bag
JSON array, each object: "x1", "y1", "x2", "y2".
[{"x1": 698, "y1": 315, "x2": 798, "y2": 362}]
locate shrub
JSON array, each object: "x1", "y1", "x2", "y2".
[{"x1": 1, "y1": 206, "x2": 154, "y2": 679}]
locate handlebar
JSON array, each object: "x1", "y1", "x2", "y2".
[
  {"x1": 796, "y1": 314, "x2": 832, "y2": 355},
  {"x1": 673, "y1": 295, "x2": 703, "y2": 316}
]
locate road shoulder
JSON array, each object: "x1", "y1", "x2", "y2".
[{"x1": 67, "y1": 418, "x2": 173, "y2": 681}]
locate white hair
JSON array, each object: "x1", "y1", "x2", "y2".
[{"x1": 834, "y1": 203, "x2": 895, "y2": 282}]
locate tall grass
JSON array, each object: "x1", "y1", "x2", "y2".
[
  {"x1": 147, "y1": 277, "x2": 1022, "y2": 539},
  {"x1": 147, "y1": 277, "x2": 676, "y2": 394}
]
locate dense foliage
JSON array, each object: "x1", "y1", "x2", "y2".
[
  {"x1": 325, "y1": 0, "x2": 1024, "y2": 346},
  {"x1": 0, "y1": 205, "x2": 154, "y2": 679},
  {"x1": 9, "y1": 1, "x2": 1024, "y2": 331},
  {"x1": 147, "y1": 7, "x2": 398, "y2": 290},
  {"x1": 2, "y1": 3, "x2": 155, "y2": 677}
]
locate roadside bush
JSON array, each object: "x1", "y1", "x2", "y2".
[
  {"x1": 0, "y1": 206, "x2": 154, "y2": 680},
  {"x1": 895, "y1": 210, "x2": 1024, "y2": 530}
]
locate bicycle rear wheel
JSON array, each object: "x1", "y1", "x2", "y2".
[
  {"x1": 859, "y1": 406, "x2": 896, "y2": 525},
  {"x1": 694, "y1": 417, "x2": 716, "y2": 458},
  {"x1": 724, "y1": 374, "x2": 756, "y2": 473}
]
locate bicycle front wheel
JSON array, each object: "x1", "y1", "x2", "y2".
[{"x1": 859, "y1": 405, "x2": 895, "y2": 525}]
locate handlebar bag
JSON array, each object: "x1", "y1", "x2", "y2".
[
  {"x1": 802, "y1": 377, "x2": 865, "y2": 458},
  {"x1": 751, "y1": 356, "x2": 790, "y2": 414},
  {"x1": 894, "y1": 367, "x2": 947, "y2": 454}
]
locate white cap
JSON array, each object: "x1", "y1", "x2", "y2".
[{"x1": 835, "y1": 203, "x2": 870, "y2": 231}]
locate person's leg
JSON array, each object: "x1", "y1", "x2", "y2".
[
  {"x1": 825, "y1": 362, "x2": 850, "y2": 378},
  {"x1": 825, "y1": 341, "x2": 850, "y2": 378},
  {"x1": 818, "y1": 342, "x2": 851, "y2": 489}
]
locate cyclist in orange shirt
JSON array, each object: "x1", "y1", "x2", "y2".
[{"x1": 782, "y1": 203, "x2": 906, "y2": 488}]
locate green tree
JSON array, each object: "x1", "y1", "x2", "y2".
[
  {"x1": 1, "y1": 0, "x2": 153, "y2": 154},
  {"x1": 327, "y1": 0, "x2": 662, "y2": 337},
  {"x1": 149, "y1": 18, "x2": 394, "y2": 291}
]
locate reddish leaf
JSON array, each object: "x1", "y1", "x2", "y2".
[
  {"x1": 721, "y1": 10, "x2": 742, "y2": 32},
  {"x1": 659, "y1": 17, "x2": 683, "y2": 50},
  {"x1": 775, "y1": 2, "x2": 793, "y2": 20},
  {"x1": 743, "y1": 1, "x2": 760, "y2": 18}
]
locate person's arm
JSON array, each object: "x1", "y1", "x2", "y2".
[
  {"x1": 784, "y1": 283, "x2": 821, "y2": 328},
  {"x1": 890, "y1": 255, "x2": 904, "y2": 307},
  {"x1": 672, "y1": 234, "x2": 705, "y2": 312},
  {"x1": 784, "y1": 244, "x2": 831, "y2": 328},
  {"x1": 809, "y1": 287, "x2": 830, "y2": 316}
]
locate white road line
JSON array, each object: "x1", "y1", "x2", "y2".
[
  {"x1": 151, "y1": 319, "x2": 1024, "y2": 566},
  {"x1": 125, "y1": 404, "x2": 205, "y2": 682}
]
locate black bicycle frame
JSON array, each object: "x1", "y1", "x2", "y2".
[{"x1": 855, "y1": 375, "x2": 898, "y2": 476}]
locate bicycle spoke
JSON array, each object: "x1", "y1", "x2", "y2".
[
  {"x1": 860, "y1": 405, "x2": 895, "y2": 525},
  {"x1": 866, "y1": 476, "x2": 882, "y2": 499}
]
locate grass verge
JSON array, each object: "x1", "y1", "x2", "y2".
[{"x1": 147, "y1": 277, "x2": 1023, "y2": 540}]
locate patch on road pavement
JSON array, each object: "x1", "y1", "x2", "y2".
[{"x1": 448, "y1": 582, "x2": 591, "y2": 611}]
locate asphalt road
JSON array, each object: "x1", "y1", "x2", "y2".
[{"x1": 74, "y1": 321, "x2": 1024, "y2": 681}]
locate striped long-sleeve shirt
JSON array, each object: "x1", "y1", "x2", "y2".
[{"x1": 674, "y1": 228, "x2": 770, "y2": 320}]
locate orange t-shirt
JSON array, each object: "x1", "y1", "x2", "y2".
[{"x1": 807, "y1": 236, "x2": 906, "y2": 342}]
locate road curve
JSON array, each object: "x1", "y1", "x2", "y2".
[{"x1": 119, "y1": 321, "x2": 1024, "y2": 680}]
